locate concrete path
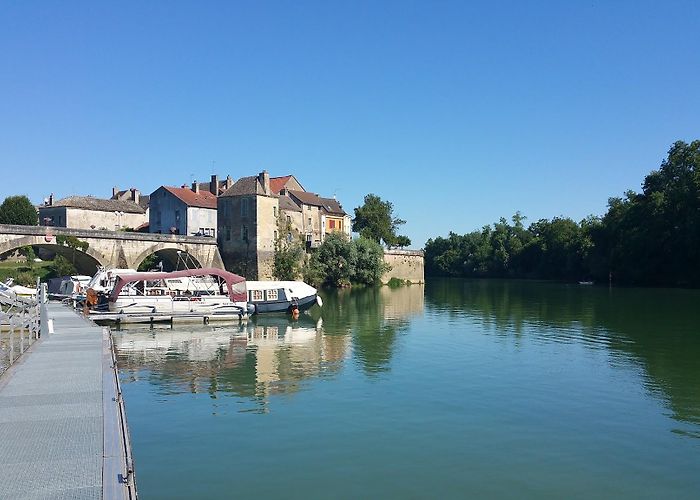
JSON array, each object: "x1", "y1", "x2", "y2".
[{"x1": 0, "y1": 302, "x2": 135, "y2": 500}]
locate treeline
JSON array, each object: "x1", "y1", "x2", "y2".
[{"x1": 425, "y1": 140, "x2": 700, "y2": 287}]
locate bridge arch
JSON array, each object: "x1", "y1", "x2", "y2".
[
  {"x1": 0, "y1": 235, "x2": 108, "y2": 275},
  {"x1": 131, "y1": 243, "x2": 203, "y2": 272}
]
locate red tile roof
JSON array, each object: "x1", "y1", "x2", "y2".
[
  {"x1": 163, "y1": 186, "x2": 217, "y2": 209},
  {"x1": 269, "y1": 175, "x2": 292, "y2": 195}
]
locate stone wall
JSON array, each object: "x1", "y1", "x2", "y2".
[{"x1": 381, "y1": 249, "x2": 424, "y2": 284}]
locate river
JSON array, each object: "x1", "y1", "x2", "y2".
[{"x1": 113, "y1": 279, "x2": 700, "y2": 499}]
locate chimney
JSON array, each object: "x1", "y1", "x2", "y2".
[
  {"x1": 49, "y1": 193, "x2": 54, "y2": 206},
  {"x1": 112, "y1": 186, "x2": 118, "y2": 198},
  {"x1": 210, "y1": 174, "x2": 218, "y2": 195},
  {"x1": 258, "y1": 170, "x2": 270, "y2": 195},
  {"x1": 131, "y1": 188, "x2": 140, "y2": 205},
  {"x1": 225, "y1": 175, "x2": 233, "y2": 190},
  {"x1": 192, "y1": 181, "x2": 199, "y2": 194}
]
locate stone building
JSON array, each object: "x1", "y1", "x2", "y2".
[
  {"x1": 217, "y1": 171, "x2": 278, "y2": 278},
  {"x1": 38, "y1": 195, "x2": 147, "y2": 230},
  {"x1": 149, "y1": 184, "x2": 217, "y2": 236},
  {"x1": 218, "y1": 171, "x2": 351, "y2": 279}
]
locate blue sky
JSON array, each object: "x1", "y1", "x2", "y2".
[{"x1": 1, "y1": 1, "x2": 698, "y2": 246}]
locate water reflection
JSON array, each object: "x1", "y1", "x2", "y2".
[
  {"x1": 114, "y1": 284, "x2": 427, "y2": 406},
  {"x1": 426, "y1": 279, "x2": 700, "y2": 429},
  {"x1": 114, "y1": 316, "x2": 347, "y2": 410},
  {"x1": 319, "y1": 285, "x2": 424, "y2": 375}
]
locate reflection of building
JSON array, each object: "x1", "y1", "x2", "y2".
[
  {"x1": 379, "y1": 284, "x2": 425, "y2": 321},
  {"x1": 112, "y1": 317, "x2": 349, "y2": 403}
]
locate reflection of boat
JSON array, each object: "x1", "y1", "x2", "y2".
[
  {"x1": 578, "y1": 281, "x2": 594, "y2": 285},
  {"x1": 246, "y1": 280, "x2": 321, "y2": 314},
  {"x1": 91, "y1": 268, "x2": 250, "y2": 323}
]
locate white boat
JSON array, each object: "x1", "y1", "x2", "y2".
[
  {"x1": 246, "y1": 280, "x2": 321, "y2": 314},
  {"x1": 94, "y1": 268, "x2": 250, "y2": 323},
  {"x1": 0, "y1": 278, "x2": 37, "y2": 299}
]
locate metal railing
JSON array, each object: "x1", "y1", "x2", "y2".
[{"x1": 0, "y1": 285, "x2": 42, "y2": 375}]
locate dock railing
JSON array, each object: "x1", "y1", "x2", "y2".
[{"x1": 0, "y1": 283, "x2": 43, "y2": 375}]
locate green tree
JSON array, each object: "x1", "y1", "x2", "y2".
[
  {"x1": 19, "y1": 246, "x2": 36, "y2": 269},
  {"x1": 351, "y1": 237, "x2": 390, "y2": 285},
  {"x1": 304, "y1": 233, "x2": 356, "y2": 287},
  {"x1": 56, "y1": 235, "x2": 89, "y2": 266},
  {"x1": 0, "y1": 195, "x2": 38, "y2": 225},
  {"x1": 352, "y1": 194, "x2": 409, "y2": 247},
  {"x1": 50, "y1": 255, "x2": 77, "y2": 277}
]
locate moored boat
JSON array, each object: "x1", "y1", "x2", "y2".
[
  {"x1": 89, "y1": 268, "x2": 251, "y2": 323},
  {"x1": 246, "y1": 280, "x2": 321, "y2": 314}
]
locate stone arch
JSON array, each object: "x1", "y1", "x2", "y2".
[
  {"x1": 131, "y1": 243, "x2": 203, "y2": 271},
  {"x1": 0, "y1": 235, "x2": 108, "y2": 275}
]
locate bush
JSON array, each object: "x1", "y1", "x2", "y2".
[
  {"x1": 49, "y1": 255, "x2": 77, "y2": 278},
  {"x1": 304, "y1": 234, "x2": 389, "y2": 288},
  {"x1": 273, "y1": 242, "x2": 305, "y2": 280},
  {"x1": 351, "y1": 237, "x2": 390, "y2": 285}
]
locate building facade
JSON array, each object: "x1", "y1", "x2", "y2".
[
  {"x1": 218, "y1": 171, "x2": 351, "y2": 279},
  {"x1": 149, "y1": 185, "x2": 217, "y2": 236},
  {"x1": 38, "y1": 195, "x2": 147, "y2": 230}
]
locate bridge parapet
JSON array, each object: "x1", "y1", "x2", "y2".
[
  {"x1": 0, "y1": 224, "x2": 216, "y2": 244},
  {"x1": 0, "y1": 224, "x2": 224, "y2": 273}
]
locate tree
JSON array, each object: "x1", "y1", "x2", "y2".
[
  {"x1": 0, "y1": 195, "x2": 38, "y2": 225},
  {"x1": 352, "y1": 194, "x2": 409, "y2": 247},
  {"x1": 351, "y1": 237, "x2": 390, "y2": 285},
  {"x1": 304, "y1": 233, "x2": 356, "y2": 287}
]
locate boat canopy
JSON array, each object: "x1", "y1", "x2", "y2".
[{"x1": 108, "y1": 268, "x2": 247, "y2": 302}]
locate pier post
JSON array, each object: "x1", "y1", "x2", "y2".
[{"x1": 39, "y1": 283, "x2": 49, "y2": 337}]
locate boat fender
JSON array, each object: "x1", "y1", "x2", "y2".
[{"x1": 316, "y1": 296, "x2": 323, "y2": 307}]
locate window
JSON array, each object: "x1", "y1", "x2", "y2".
[
  {"x1": 308, "y1": 217, "x2": 312, "y2": 227},
  {"x1": 241, "y1": 225, "x2": 248, "y2": 241},
  {"x1": 175, "y1": 210, "x2": 180, "y2": 222},
  {"x1": 329, "y1": 220, "x2": 335, "y2": 229},
  {"x1": 266, "y1": 289, "x2": 278, "y2": 301},
  {"x1": 274, "y1": 230, "x2": 278, "y2": 241},
  {"x1": 250, "y1": 290, "x2": 263, "y2": 301},
  {"x1": 241, "y1": 198, "x2": 249, "y2": 216},
  {"x1": 286, "y1": 215, "x2": 291, "y2": 224},
  {"x1": 273, "y1": 206, "x2": 277, "y2": 217}
]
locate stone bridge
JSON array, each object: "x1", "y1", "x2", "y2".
[{"x1": 0, "y1": 224, "x2": 224, "y2": 274}]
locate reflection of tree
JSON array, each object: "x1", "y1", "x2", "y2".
[
  {"x1": 319, "y1": 287, "x2": 417, "y2": 375},
  {"x1": 425, "y1": 278, "x2": 700, "y2": 427}
]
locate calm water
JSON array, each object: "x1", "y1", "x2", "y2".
[{"x1": 114, "y1": 279, "x2": 700, "y2": 499}]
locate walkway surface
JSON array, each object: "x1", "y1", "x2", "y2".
[{"x1": 0, "y1": 302, "x2": 135, "y2": 499}]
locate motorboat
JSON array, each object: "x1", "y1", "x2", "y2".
[
  {"x1": 246, "y1": 280, "x2": 321, "y2": 314},
  {"x1": 90, "y1": 268, "x2": 251, "y2": 323}
]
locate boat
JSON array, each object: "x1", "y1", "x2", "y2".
[
  {"x1": 578, "y1": 281, "x2": 594, "y2": 285},
  {"x1": 89, "y1": 267, "x2": 251, "y2": 324},
  {"x1": 246, "y1": 280, "x2": 322, "y2": 314}
]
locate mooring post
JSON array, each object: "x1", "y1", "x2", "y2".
[{"x1": 39, "y1": 283, "x2": 49, "y2": 337}]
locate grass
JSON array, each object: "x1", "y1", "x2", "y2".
[{"x1": 0, "y1": 261, "x2": 53, "y2": 285}]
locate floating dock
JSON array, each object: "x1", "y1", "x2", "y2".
[{"x1": 0, "y1": 302, "x2": 136, "y2": 499}]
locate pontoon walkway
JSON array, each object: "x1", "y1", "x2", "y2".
[{"x1": 0, "y1": 302, "x2": 136, "y2": 499}]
